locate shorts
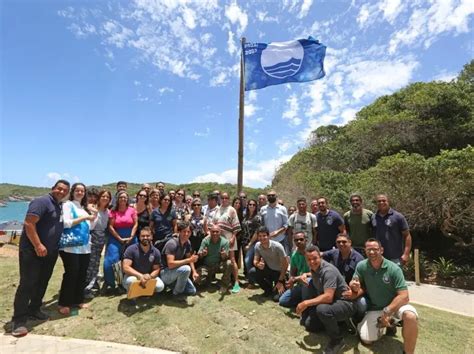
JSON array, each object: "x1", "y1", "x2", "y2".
[{"x1": 357, "y1": 304, "x2": 418, "y2": 342}]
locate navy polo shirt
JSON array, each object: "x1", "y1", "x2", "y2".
[
  {"x1": 316, "y1": 210, "x2": 344, "y2": 251},
  {"x1": 20, "y1": 193, "x2": 64, "y2": 254},
  {"x1": 373, "y1": 208, "x2": 409, "y2": 260},
  {"x1": 150, "y1": 208, "x2": 176, "y2": 240},
  {"x1": 161, "y1": 237, "x2": 192, "y2": 269},
  {"x1": 123, "y1": 243, "x2": 161, "y2": 274},
  {"x1": 322, "y1": 248, "x2": 364, "y2": 284}
]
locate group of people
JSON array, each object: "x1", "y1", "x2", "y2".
[{"x1": 11, "y1": 179, "x2": 418, "y2": 354}]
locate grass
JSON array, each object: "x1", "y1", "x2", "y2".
[{"x1": 1, "y1": 249, "x2": 473, "y2": 354}]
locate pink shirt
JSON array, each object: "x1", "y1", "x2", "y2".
[{"x1": 109, "y1": 207, "x2": 137, "y2": 229}]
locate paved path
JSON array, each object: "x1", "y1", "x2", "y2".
[
  {"x1": 0, "y1": 334, "x2": 176, "y2": 354},
  {"x1": 407, "y1": 281, "x2": 474, "y2": 317}
]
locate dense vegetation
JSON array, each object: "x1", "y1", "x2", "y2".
[{"x1": 273, "y1": 61, "x2": 474, "y2": 259}]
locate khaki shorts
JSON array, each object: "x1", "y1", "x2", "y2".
[{"x1": 358, "y1": 304, "x2": 418, "y2": 343}]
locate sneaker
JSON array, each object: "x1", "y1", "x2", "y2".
[
  {"x1": 12, "y1": 323, "x2": 28, "y2": 337},
  {"x1": 323, "y1": 338, "x2": 345, "y2": 354},
  {"x1": 386, "y1": 326, "x2": 397, "y2": 336},
  {"x1": 231, "y1": 283, "x2": 241, "y2": 293},
  {"x1": 28, "y1": 309, "x2": 49, "y2": 321},
  {"x1": 272, "y1": 293, "x2": 281, "y2": 302}
]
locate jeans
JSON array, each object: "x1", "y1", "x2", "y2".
[
  {"x1": 160, "y1": 265, "x2": 196, "y2": 296},
  {"x1": 248, "y1": 265, "x2": 280, "y2": 294},
  {"x1": 103, "y1": 228, "x2": 137, "y2": 288},
  {"x1": 12, "y1": 248, "x2": 58, "y2": 324},
  {"x1": 85, "y1": 230, "x2": 106, "y2": 291},
  {"x1": 58, "y1": 252, "x2": 90, "y2": 306},
  {"x1": 123, "y1": 275, "x2": 165, "y2": 293},
  {"x1": 279, "y1": 281, "x2": 316, "y2": 308},
  {"x1": 244, "y1": 244, "x2": 256, "y2": 276},
  {"x1": 302, "y1": 300, "x2": 356, "y2": 340}
]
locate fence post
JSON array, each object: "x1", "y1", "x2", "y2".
[{"x1": 414, "y1": 248, "x2": 420, "y2": 285}]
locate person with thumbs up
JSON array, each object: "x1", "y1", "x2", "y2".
[{"x1": 196, "y1": 225, "x2": 232, "y2": 294}]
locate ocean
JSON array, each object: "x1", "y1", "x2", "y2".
[{"x1": 0, "y1": 201, "x2": 29, "y2": 223}]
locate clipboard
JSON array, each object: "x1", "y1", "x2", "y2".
[{"x1": 127, "y1": 279, "x2": 157, "y2": 299}]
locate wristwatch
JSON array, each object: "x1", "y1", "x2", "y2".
[{"x1": 383, "y1": 307, "x2": 391, "y2": 316}]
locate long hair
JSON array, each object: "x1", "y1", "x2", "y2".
[
  {"x1": 69, "y1": 183, "x2": 89, "y2": 212},
  {"x1": 232, "y1": 197, "x2": 244, "y2": 222},
  {"x1": 244, "y1": 198, "x2": 258, "y2": 220},
  {"x1": 98, "y1": 189, "x2": 112, "y2": 210},
  {"x1": 136, "y1": 188, "x2": 150, "y2": 205}
]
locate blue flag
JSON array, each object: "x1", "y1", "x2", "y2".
[{"x1": 243, "y1": 37, "x2": 326, "y2": 91}]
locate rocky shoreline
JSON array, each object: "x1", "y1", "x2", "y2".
[{"x1": 0, "y1": 196, "x2": 34, "y2": 207}]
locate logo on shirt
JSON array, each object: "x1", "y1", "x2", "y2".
[
  {"x1": 385, "y1": 219, "x2": 392, "y2": 227},
  {"x1": 326, "y1": 216, "x2": 333, "y2": 225},
  {"x1": 149, "y1": 255, "x2": 155, "y2": 263},
  {"x1": 382, "y1": 274, "x2": 390, "y2": 284}
]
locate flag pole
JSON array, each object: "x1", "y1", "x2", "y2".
[{"x1": 237, "y1": 37, "x2": 246, "y2": 194}]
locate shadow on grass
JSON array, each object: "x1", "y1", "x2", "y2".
[{"x1": 247, "y1": 293, "x2": 271, "y2": 305}]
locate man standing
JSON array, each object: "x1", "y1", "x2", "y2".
[
  {"x1": 373, "y1": 194, "x2": 412, "y2": 265},
  {"x1": 260, "y1": 190, "x2": 288, "y2": 254},
  {"x1": 110, "y1": 181, "x2": 128, "y2": 208},
  {"x1": 343, "y1": 194, "x2": 374, "y2": 254},
  {"x1": 248, "y1": 227, "x2": 288, "y2": 301},
  {"x1": 316, "y1": 197, "x2": 345, "y2": 251},
  {"x1": 156, "y1": 182, "x2": 166, "y2": 197},
  {"x1": 257, "y1": 194, "x2": 267, "y2": 212},
  {"x1": 196, "y1": 225, "x2": 232, "y2": 294},
  {"x1": 288, "y1": 197, "x2": 317, "y2": 248},
  {"x1": 239, "y1": 191, "x2": 248, "y2": 216},
  {"x1": 122, "y1": 227, "x2": 165, "y2": 294},
  {"x1": 202, "y1": 192, "x2": 219, "y2": 225},
  {"x1": 348, "y1": 238, "x2": 418, "y2": 354},
  {"x1": 279, "y1": 231, "x2": 311, "y2": 308},
  {"x1": 296, "y1": 245, "x2": 355, "y2": 354},
  {"x1": 160, "y1": 221, "x2": 199, "y2": 297},
  {"x1": 310, "y1": 199, "x2": 319, "y2": 215},
  {"x1": 11, "y1": 180, "x2": 70, "y2": 337}
]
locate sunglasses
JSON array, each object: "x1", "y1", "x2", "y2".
[
  {"x1": 294, "y1": 238, "x2": 305, "y2": 242},
  {"x1": 267, "y1": 194, "x2": 276, "y2": 197},
  {"x1": 336, "y1": 240, "x2": 348, "y2": 244},
  {"x1": 176, "y1": 193, "x2": 184, "y2": 196},
  {"x1": 240, "y1": 196, "x2": 247, "y2": 199},
  {"x1": 193, "y1": 194, "x2": 200, "y2": 197},
  {"x1": 248, "y1": 203, "x2": 256, "y2": 206},
  {"x1": 193, "y1": 204, "x2": 201, "y2": 207},
  {"x1": 138, "y1": 194, "x2": 147, "y2": 198}
]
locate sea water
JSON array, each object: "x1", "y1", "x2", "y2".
[{"x1": 0, "y1": 202, "x2": 29, "y2": 223}]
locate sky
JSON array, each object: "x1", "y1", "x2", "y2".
[{"x1": 1, "y1": 0, "x2": 473, "y2": 188}]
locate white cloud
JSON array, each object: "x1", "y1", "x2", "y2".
[
  {"x1": 282, "y1": 94, "x2": 302, "y2": 126},
  {"x1": 256, "y1": 11, "x2": 279, "y2": 23},
  {"x1": 389, "y1": 0, "x2": 474, "y2": 54},
  {"x1": 225, "y1": 2, "x2": 248, "y2": 34},
  {"x1": 209, "y1": 71, "x2": 229, "y2": 86},
  {"x1": 433, "y1": 70, "x2": 457, "y2": 82},
  {"x1": 357, "y1": 4, "x2": 371, "y2": 28},
  {"x1": 191, "y1": 155, "x2": 292, "y2": 187},
  {"x1": 246, "y1": 141, "x2": 258, "y2": 152},
  {"x1": 245, "y1": 103, "x2": 258, "y2": 117},
  {"x1": 227, "y1": 30, "x2": 238, "y2": 55},
  {"x1": 158, "y1": 86, "x2": 174, "y2": 95},
  {"x1": 298, "y1": 0, "x2": 313, "y2": 19},
  {"x1": 194, "y1": 127, "x2": 210, "y2": 137},
  {"x1": 340, "y1": 108, "x2": 358, "y2": 125},
  {"x1": 46, "y1": 172, "x2": 79, "y2": 185},
  {"x1": 345, "y1": 59, "x2": 418, "y2": 100},
  {"x1": 182, "y1": 7, "x2": 196, "y2": 29},
  {"x1": 379, "y1": 0, "x2": 404, "y2": 23}
]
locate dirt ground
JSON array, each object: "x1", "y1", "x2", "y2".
[{"x1": 0, "y1": 244, "x2": 19, "y2": 257}]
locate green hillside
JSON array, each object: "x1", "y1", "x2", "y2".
[{"x1": 272, "y1": 61, "x2": 474, "y2": 254}]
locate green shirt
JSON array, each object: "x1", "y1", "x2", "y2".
[
  {"x1": 290, "y1": 250, "x2": 310, "y2": 275},
  {"x1": 354, "y1": 258, "x2": 407, "y2": 310},
  {"x1": 343, "y1": 209, "x2": 374, "y2": 248},
  {"x1": 199, "y1": 236, "x2": 229, "y2": 267}
]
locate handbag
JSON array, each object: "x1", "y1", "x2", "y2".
[{"x1": 59, "y1": 203, "x2": 90, "y2": 248}]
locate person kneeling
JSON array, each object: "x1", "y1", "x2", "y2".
[
  {"x1": 347, "y1": 238, "x2": 418, "y2": 354},
  {"x1": 122, "y1": 227, "x2": 165, "y2": 295},
  {"x1": 196, "y1": 225, "x2": 232, "y2": 294},
  {"x1": 296, "y1": 245, "x2": 355, "y2": 354}
]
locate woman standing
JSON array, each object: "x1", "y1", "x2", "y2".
[
  {"x1": 58, "y1": 183, "x2": 97, "y2": 315},
  {"x1": 232, "y1": 197, "x2": 244, "y2": 270},
  {"x1": 189, "y1": 198, "x2": 205, "y2": 253},
  {"x1": 103, "y1": 191, "x2": 138, "y2": 291},
  {"x1": 173, "y1": 188, "x2": 190, "y2": 222},
  {"x1": 213, "y1": 192, "x2": 242, "y2": 293},
  {"x1": 84, "y1": 189, "x2": 111, "y2": 299},
  {"x1": 242, "y1": 199, "x2": 262, "y2": 276},
  {"x1": 150, "y1": 194, "x2": 177, "y2": 251},
  {"x1": 134, "y1": 188, "x2": 152, "y2": 236}
]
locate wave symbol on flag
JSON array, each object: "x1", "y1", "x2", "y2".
[{"x1": 261, "y1": 40, "x2": 304, "y2": 79}]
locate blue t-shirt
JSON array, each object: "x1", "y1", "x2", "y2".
[
  {"x1": 150, "y1": 208, "x2": 176, "y2": 241},
  {"x1": 20, "y1": 194, "x2": 64, "y2": 254},
  {"x1": 322, "y1": 248, "x2": 364, "y2": 284},
  {"x1": 161, "y1": 237, "x2": 192, "y2": 269},
  {"x1": 316, "y1": 210, "x2": 344, "y2": 251},
  {"x1": 123, "y1": 243, "x2": 161, "y2": 274},
  {"x1": 373, "y1": 208, "x2": 409, "y2": 260}
]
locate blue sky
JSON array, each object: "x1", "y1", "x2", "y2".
[{"x1": 1, "y1": 0, "x2": 472, "y2": 188}]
